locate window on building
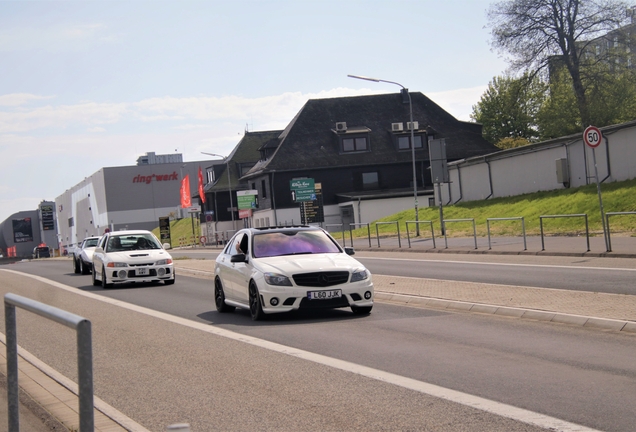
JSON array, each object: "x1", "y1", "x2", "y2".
[
  {"x1": 396, "y1": 134, "x2": 424, "y2": 151},
  {"x1": 342, "y1": 136, "x2": 369, "y2": 152},
  {"x1": 261, "y1": 179, "x2": 267, "y2": 198},
  {"x1": 362, "y1": 172, "x2": 379, "y2": 190}
]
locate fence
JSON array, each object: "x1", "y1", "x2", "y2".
[
  {"x1": 405, "y1": 221, "x2": 436, "y2": 249},
  {"x1": 4, "y1": 293, "x2": 94, "y2": 432},
  {"x1": 606, "y1": 212, "x2": 636, "y2": 252},
  {"x1": 487, "y1": 217, "x2": 527, "y2": 250},
  {"x1": 315, "y1": 212, "x2": 630, "y2": 253},
  {"x1": 349, "y1": 223, "x2": 371, "y2": 248},
  {"x1": 375, "y1": 222, "x2": 401, "y2": 248},
  {"x1": 539, "y1": 214, "x2": 590, "y2": 252},
  {"x1": 443, "y1": 219, "x2": 477, "y2": 249}
]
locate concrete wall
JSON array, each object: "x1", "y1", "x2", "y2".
[
  {"x1": 439, "y1": 121, "x2": 636, "y2": 205},
  {"x1": 56, "y1": 161, "x2": 214, "y2": 250}
]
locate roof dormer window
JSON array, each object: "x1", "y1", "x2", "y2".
[
  {"x1": 333, "y1": 125, "x2": 372, "y2": 154},
  {"x1": 396, "y1": 134, "x2": 424, "y2": 151}
]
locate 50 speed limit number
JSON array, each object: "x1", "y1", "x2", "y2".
[{"x1": 584, "y1": 126, "x2": 603, "y2": 148}]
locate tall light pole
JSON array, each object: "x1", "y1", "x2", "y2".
[
  {"x1": 347, "y1": 74, "x2": 419, "y2": 235},
  {"x1": 201, "y1": 152, "x2": 235, "y2": 231}
]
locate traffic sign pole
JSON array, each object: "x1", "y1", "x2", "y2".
[{"x1": 584, "y1": 126, "x2": 609, "y2": 252}]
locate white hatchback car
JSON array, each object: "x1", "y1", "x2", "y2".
[
  {"x1": 214, "y1": 226, "x2": 374, "y2": 320},
  {"x1": 92, "y1": 230, "x2": 175, "y2": 288}
]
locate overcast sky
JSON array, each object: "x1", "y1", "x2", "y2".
[{"x1": 0, "y1": 0, "x2": 508, "y2": 223}]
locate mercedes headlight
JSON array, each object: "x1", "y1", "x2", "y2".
[
  {"x1": 351, "y1": 269, "x2": 369, "y2": 282},
  {"x1": 264, "y1": 272, "x2": 293, "y2": 286}
]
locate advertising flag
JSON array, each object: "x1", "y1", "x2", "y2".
[
  {"x1": 180, "y1": 175, "x2": 192, "y2": 208},
  {"x1": 198, "y1": 166, "x2": 206, "y2": 203}
]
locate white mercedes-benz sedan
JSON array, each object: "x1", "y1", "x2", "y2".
[
  {"x1": 214, "y1": 226, "x2": 374, "y2": 320},
  {"x1": 92, "y1": 230, "x2": 175, "y2": 288}
]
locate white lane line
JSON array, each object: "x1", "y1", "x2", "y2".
[
  {"x1": 2, "y1": 269, "x2": 601, "y2": 432},
  {"x1": 358, "y1": 256, "x2": 636, "y2": 272}
]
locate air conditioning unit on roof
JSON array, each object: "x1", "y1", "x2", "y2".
[
  {"x1": 407, "y1": 121, "x2": 419, "y2": 130},
  {"x1": 391, "y1": 122, "x2": 404, "y2": 132},
  {"x1": 335, "y1": 122, "x2": 347, "y2": 131}
]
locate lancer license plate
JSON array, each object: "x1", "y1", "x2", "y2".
[
  {"x1": 136, "y1": 267, "x2": 149, "y2": 276},
  {"x1": 307, "y1": 289, "x2": 342, "y2": 300}
]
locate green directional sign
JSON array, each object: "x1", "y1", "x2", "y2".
[
  {"x1": 290, "y1": 178, "x2": 315, "y2": 202},
  {"x1": 237, "y1": 195, "x2": 256, "y2": 210}
]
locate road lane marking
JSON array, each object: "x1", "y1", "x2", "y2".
[
  {"x1": 358, "y1": 256, "x2": 636, "y2": 272},
  {"x1": 1, "y1": 269, "x2": 601, "y2": 432}
]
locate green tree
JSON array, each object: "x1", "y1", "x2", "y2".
[
  {"x1": 471, "y1": 74, "x2": 546, "y2": 145},
  {"x1": 488, "y1": 0, "x2": 629, "y2": 129},
  {"x1": 537, "y1": 64, "x2": 636, "y2": 140}
]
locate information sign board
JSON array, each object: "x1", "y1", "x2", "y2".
[{"x1": 290, "y1": 178, "x2": 315, "y2": 202}]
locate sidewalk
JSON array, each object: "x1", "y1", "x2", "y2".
[
  {"x1": 339, "y1": 233, "x2": 636, "y2": 258},
  {"x1": 2, "y1": 239, "x2": 636, "y2": 431}
]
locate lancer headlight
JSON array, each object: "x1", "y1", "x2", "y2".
[
  {"x1": 156, "y1": 258, "x2": 173, "y2": 265},
  {"x1": 351, "y1": 269, "x2": 369, "y2": 282},
  {"x1": 107, "y1": 262, "x2": 128, "y2": 268},
  {"x1": 264, "y1": 272, "x2": 293, "y2": 286}
]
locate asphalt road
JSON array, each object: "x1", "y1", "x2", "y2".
[
  {"x1": 4, "y1": 256, "x2": 636, "y2": 431},
  {"x1": 170, "y1": 248, "x2": 636, "y2": 295}
]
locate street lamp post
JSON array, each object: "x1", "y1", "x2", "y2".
[
  {"x1": 347, "y1": 74, "x2": 419, "y2": 235},
  {"x1": 201, "y1": 152, "x2": 235, "y2": 232}
]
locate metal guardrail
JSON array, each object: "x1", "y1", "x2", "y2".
[
  {"x1": 405, "y1": 220, "x2": 436, "y2": 249},
  {"x1": 375, "y1": 222, "x2": 401, "y2": 248},
  {"x1": 325, "y1": 224, "x2": 346, "y2": 246},
  {"x1": 540, "y1": 214, "x2": 590, "y2": 251},
  {"x1": 349, "y1": 223, "x2": 371, "y2": 248},
  {"x1": 487, "y1": 217, "x2": 527, "y2": 250},
  {"x1": 4, "y1": 293, "x2": 94, "y2": 432},
  {"x1": 443, "y1": 218, "x2": 477, "y2": 249},
  {"x1": 606, "y1": 212, "x2": 636, "y2": 252}
]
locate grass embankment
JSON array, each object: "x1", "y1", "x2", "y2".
[
  {"x1": 154, "y1": 178, "x2": 636, "y2": 242},
  {"x1": 369, "y1": 177, "x2": 636, "y2": 238}
]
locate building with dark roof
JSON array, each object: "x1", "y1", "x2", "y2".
[{"x1": 201, "y1": 92, "x2": 496, "y2": 235}]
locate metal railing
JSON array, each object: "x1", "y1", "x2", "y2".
[
  {"x1": 325, "y1": 224, "x2": 346, "y2": 246},
  {"x1": 606, "y1": 211, "x2": 636, "y2": 252},
  {"x1": 539, "y1": 214, "x2": 590, "y2": 251},
  {"x1": 443, "y1": 218, "x2": 477, "y2": 249},
  {"x1": 375, "y1": 222, "x2": 401, "y2": 248},
  {"x1": 405, "y1": 221, "x2": 436, "y2": 249},
  {"x1": 487, "y1": 217, "x2": 527, "y2": 250},
  {"x1": 4, "y1": 293, "x2": 94, "y2": 432},
  {"x1": 349, "y1": 223, "x2": 371, "y2": 248}
]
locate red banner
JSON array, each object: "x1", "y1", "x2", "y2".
[
  {"x1": 198, "y1": 166, "x2": 206, "y2": 203},
  {"x1": 180, "y1": 175, "x2": 192, "y2": 208}
]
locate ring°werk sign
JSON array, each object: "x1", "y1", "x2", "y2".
[{"x1": 290, "y1": 178, "x2": 316, "y2": 202}]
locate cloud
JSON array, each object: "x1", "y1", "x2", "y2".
[
  {"x1": 0, "y1": 93, "x2": 56, "y2": 107},
  {"x1": 0, "y1": 86, "x2": 486, "y2": 140},
  {"x1": 428, "y1": 86, "x2": 488, "y2": 121},
  {"x1": 0, "y1": 101, "x2": 129, "y2": 133},
  {"x1": 0, "y1": 23, "x2": 113, "y2": 52}
]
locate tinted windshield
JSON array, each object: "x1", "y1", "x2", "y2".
[
  {"x1": 106, "y1": 234, "x2": 161, "y2": 252},
  {"x1": 252, "y1": 230, "x2": 340, "y2": 258}
]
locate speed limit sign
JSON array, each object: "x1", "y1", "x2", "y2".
[{"x1": 583, "y1": 126, "x2": 603, "y2": 148}]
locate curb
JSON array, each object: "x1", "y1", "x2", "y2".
[{"x1": 376, "y1": 292, "x2": 636, "y2": 334}]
